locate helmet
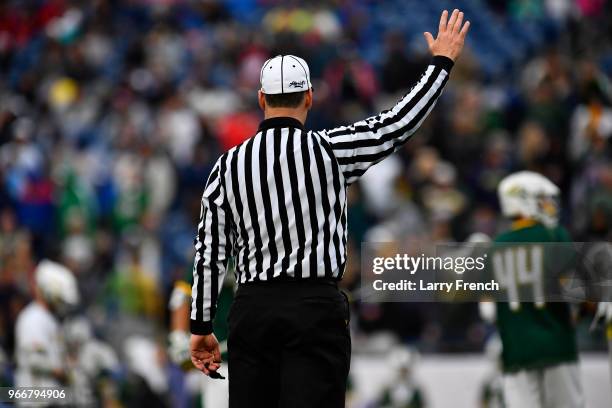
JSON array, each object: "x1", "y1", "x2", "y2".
[
  {"x1": 35, "y1": 260, "x2": 79, "y2": 313},
  {"x1": 497, "y1": 171, "x2": 560, "y2": 227},
  {"x1": 467, "y1": 232, "x2": 491, "y2": 243}
]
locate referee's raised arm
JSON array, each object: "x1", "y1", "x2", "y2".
[
  {"x1": 189, "y1": 9, "x2": 470, "y2": 408},
  {"x1": 320, "y1": 9, "x2": 469, "y2": 185}
]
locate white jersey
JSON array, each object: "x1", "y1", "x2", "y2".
[{"x1": 15, "y1": 302, "x2": 65, "y2": 388}]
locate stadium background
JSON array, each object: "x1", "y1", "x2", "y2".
[{"x1": 0, "y1": 0, "x2": 611, "y2": 406}]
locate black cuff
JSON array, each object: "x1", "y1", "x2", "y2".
[
  {"x1": 190, "y1": 319, "x2": 213, "y2": 335},
  {"x1": 431, "y1": 55, "x2": 454, "y2": 73}
]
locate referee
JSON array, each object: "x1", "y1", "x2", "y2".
[{"x1": 190, "y1": 9, "x2": 470, "y2": 408}]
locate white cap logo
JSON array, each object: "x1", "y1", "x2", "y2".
[{"x1": 260, "y1": 55, "x2": 312, "y2": 95}]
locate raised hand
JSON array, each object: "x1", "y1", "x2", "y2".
[{"x1": 424, "y1": 9, "x2": 470, "y2": 62}]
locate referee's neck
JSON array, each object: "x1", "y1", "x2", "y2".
[{"x1": 263, "y1": 108, "x2": 307, "y2": 126}]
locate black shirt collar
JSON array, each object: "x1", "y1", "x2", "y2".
[{"x1": 258, "y1": 117, "x2": 305, "y2": 132}]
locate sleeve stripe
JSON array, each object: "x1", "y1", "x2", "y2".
[
  {"x1": 209, "y1": 193, "x2": 220, "y2": 319},
  {"x1": 194, "y1": 206, "x2": 208, "y2": 321},
  {"x1": 326, "y1": 65, "x2": 437, "y2": 140},
  {"x1": 190, "y1": 156, "x2": 232, "y2": 332},
  {"x1": 336, "y1": 69, "x2": 448, "y2": 166},
  {"x1": 326, "y1": 56, "x2": 452, "y2": 141},
  {"x1": 332, "y1": 68, "x2": 446, "y2": 157},
  {"x1": 319, "y1": 57, "x2": 453, "y2": 185},
  {"x1": 343, "y1": 83, "x2": 445, "y2": 184},
  {"x1": 221, "y1": 157, "x2": 234, "y2": 271}
]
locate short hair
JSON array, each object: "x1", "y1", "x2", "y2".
[{"x1": 264, "y1": 91, "x2": 306, "y2": 108}]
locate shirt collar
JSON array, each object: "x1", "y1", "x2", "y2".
[{"x1": 258, "y1": 117, "x2": 305, "y2": 132}]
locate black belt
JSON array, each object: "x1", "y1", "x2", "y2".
[
  {"x1": 235, "y1": 277, "x2": 340, "y2": 298},
  {"x1": 238, "y1": 276, "x2": 339, "y2": 287}
]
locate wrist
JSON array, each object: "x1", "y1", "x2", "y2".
[
  {"x1": 190, "y1": 319, "x2": 213, "y2": 335},
  {"x1": 431, "y1": 55, "x2": 455, "y2": 73}
]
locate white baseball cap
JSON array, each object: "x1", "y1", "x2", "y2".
[{"x1": 260, "y1": 55, "x2": 312, "y2": 95}]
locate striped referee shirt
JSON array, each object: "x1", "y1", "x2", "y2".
[{"x1": 191, "y1": 56, "x2": 453, "y2": 334}]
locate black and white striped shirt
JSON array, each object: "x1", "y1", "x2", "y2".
[{"x1": 191, "y1": 56, "x2": 453, "y2": 334}]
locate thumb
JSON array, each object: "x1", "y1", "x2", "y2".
[{"x1": 423, "y1": 32, "x2": 435, "y2": 50}]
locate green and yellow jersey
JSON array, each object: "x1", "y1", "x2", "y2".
[{"x1": 490, "y1": 220, "x2": 578, "y2": 373}]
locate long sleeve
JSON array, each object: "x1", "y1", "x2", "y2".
[
  {"x1": 319, "y1": 55, "x2": 454, "y2": 185},
  {"x1": 190, "y1": 159, "x2": 233, "y2": 335}
]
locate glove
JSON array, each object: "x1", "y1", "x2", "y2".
[{"x1": 168, "y1": 330, "x2": 191, "y2": 368}]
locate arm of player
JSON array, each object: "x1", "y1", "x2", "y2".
[
  {"x1": 319, "y1": 9, "x2": 469, "y2": 185},
  {"x1": 167, "y1": 280, "x2": 191, "y2": 366},
  {"x1": 20, "y1": 346, "x2": 66, "y2": 382},
  {"x1": 190, "y1": 159, "x2": 233, "y2": 375}
]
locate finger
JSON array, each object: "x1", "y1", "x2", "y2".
[
  {"x1": 460, "y1": 20, "x2": 471, "y2": 38},
  {"x1": 204, "y1": 361, "x2": 220, "y2": 376},
  {"x1": 192, "y1": 351, "x2": 212, "y2": 361},
  {"x1": 191, "y1": 354, "x2": 209, "y2": 367},
  {"x1": 447, "y1": 9, "x2": 459, "y2": 31},
  {"x1": 423, "y1": 32, "x2": 435, "y2": 49},
  {"x1": 438, "y1": 10, "x2": 448, "y2": 33},
  {"x1": 192, "y1": 353, "x2": 215, "y2": 371},
  {"x1": 453, "y1": 12, "x2": 464, "y2": 34},
  {"x1": 200, "y1": 362, "x2": 211, "y2": 375},
  {"x1": 213, "y1": 346, "x2": 222, "y2": 363},
  {"x1": 192, "y1": 357, "x2": 210, "y2": 375}
]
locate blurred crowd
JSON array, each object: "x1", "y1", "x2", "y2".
[{"x1": 0, "y1": 0, "x2": 612, "y2": 405}]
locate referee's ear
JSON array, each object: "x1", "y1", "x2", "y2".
[
  {"x1": 304, "y1": 88, "x2": 313, "y2": 111},
  {"x1": 258, "y1": 90, "x2": 266, "y2": 112}
]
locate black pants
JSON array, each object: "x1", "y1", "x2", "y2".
[{"x1": 227, "y1": 280, "x2": 351, "y2": 408}]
